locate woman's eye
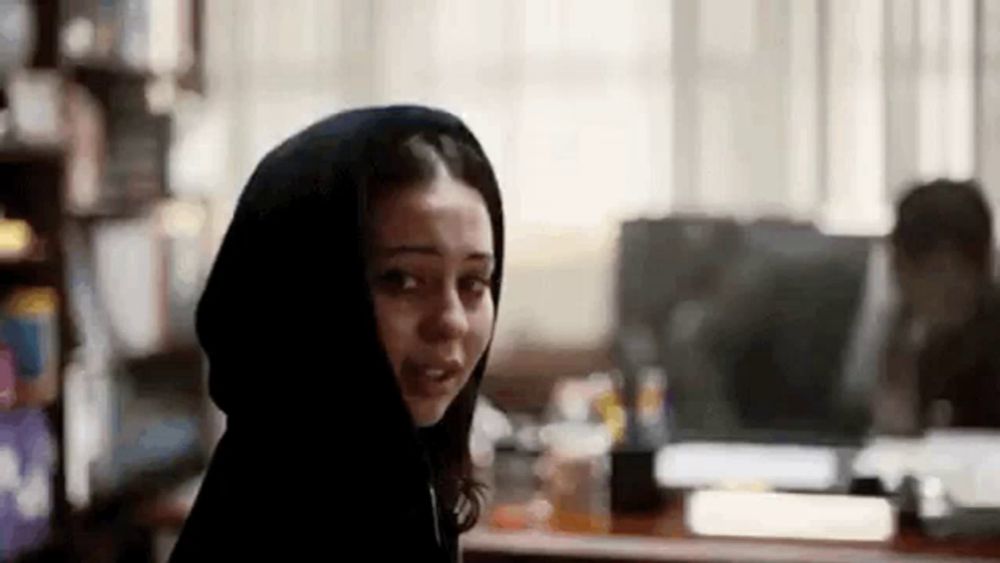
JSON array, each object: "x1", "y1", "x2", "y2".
[
  {"x1": 379, "y1": 270, "x2": 420, "y2": 292},
  {"x1": 460, "y1": 276, "x2": 490, "y2": 297}
]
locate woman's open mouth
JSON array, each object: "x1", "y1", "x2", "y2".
[{"x1": 403, "y1": 360, "x2": 463, "y2": 398}]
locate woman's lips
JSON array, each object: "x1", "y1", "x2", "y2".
[{"x1": 402, "y1": 360, "x2": 463, "y2": 398}]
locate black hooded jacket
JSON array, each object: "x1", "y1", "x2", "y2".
[{"x1": 169, "y1": 106, "x2": 503, "y2": 562}]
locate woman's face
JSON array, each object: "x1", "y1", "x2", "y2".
[{"x1": 369, "y1": 173, "x2": 495, "y2": 427}]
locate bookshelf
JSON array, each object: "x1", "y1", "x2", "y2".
[{"x1": 0, "y1": 1, "x2": 207, "y2": 559}]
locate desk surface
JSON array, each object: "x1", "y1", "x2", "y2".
[
  {"x1": 141, "y1": 480, "x2": 1000, "y2": 561},
  {"x1": 463, "y1": 500, "x2": 1000, "y2": 563}
]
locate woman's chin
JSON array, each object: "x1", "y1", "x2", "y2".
[{"x1": 408, "y1": 400, "x2": 448, "y2": 428}]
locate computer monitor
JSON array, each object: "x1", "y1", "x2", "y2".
[{"x1": 616, "y1": 217, "x2": 873, "y2": 447}]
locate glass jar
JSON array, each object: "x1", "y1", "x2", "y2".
[{"x1": 539, "y1": 422, "x2": 612, "y2": 533}]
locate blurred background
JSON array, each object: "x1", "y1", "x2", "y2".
[{"x1": 5, "y1": 0, "x2": 1000, "y2": 561}]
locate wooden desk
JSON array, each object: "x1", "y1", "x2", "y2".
[
  {"x1": 142, "y1": 479, "x2": 1000, "y2": 561},
  {"x1": 464, "y1": 500, "x2": 1000, "y2": 562}
]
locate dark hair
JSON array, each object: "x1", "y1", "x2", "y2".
[
  {"x1": 359, "y1": 131, "x2": 503, "y2": 532},
  {"x1": 891, "y1": 179, "x2": 993, "y2": 269}
]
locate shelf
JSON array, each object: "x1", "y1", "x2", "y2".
[
  {"x1": 123, "y1": 346, "x2": 204, "y2": 376},
  {"x1": 66, "y1": 201, "x2": 159, "y2": 222},
  {"x1": 63, "y1": 57, "x2": 195, "y2": 87},
  {"x1": 0, "y1": 241, "x2": 54, "y2": 278},
  {"x1": 0, "y1": 143, "x2": 65, "y2": 165},
  {"x1": 0, "y1": 259, "x2": 53, "y2": 279},
  {"x1": 0, "y1": 376, "x2": 61, "y2": 411},
  {"x1": 0, "y1": 252, "x2": 48, "y2": 267}
]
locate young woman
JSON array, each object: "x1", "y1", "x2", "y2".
[{"x1": 170, "y1": 106, "x2": 504, "y2": 562}]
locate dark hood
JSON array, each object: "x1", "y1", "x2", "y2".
[{"x1": 173, "y1": 106, "x2": 503, "y2": 560}]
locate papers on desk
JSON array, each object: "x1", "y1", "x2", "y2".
[
  {"x1": 853, "y1": 431, "x2": 1000, "y2": 508},
  {"x1": 686, "y1": 490, "x2": 895, "y2": 542},
  {"x1": 655, "y1": 442, "x2": 840, "y2": 491},
  {"x1": 851, "y1": 437, "x2": 921, "y2": 492},
  {"x1": 659, "y1": 443, "x2": 895, "y2": 542}
]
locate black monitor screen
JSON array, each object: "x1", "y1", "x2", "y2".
[{"x1": 617, "y1": 218, "x2": 872, "y2": 445}]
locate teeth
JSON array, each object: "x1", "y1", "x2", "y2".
[{"x1": 426, "y1": 369, "x2": 446, "y2": 379}]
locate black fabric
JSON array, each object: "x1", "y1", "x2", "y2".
[
  {"x1": 169, "y1": 106, "x2": 503, "y2": 561},
  {"x1": 918, "y1": 287, "x2": 1000, "y2": 429}
]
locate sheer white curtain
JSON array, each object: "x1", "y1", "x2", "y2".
[
  {"x1": 673, "y1": 0, "x2": 976, "y2": 232},
  {"x1": 195, "y1": 0, "x2": 674, "y2": 232},
  {"x1": 180, "y1": 0, "x2": 980, "y2": 348}
]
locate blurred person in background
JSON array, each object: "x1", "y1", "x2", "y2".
[
  {"x1": 169, "y1": 106, "x2": 504, "y2": 562},
  {"x1": 874, "y1": 179, "x2": 1000, "y2": 434}
]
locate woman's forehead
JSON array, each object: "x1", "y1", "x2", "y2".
[{"x1": 372, "y1": 176, "x2": 493, "y2": 254}]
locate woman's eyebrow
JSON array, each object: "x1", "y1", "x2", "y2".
[
  {"x1": 381, "y1": 245, "x2": 441, "y2": 257},
  {"x1": 381, "y1": 246, "x2": 494, "y2": 263}
]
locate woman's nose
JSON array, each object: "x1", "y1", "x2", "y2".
[{"x1": 421, "y1": 288, "x2": 469, "y2": 341}]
